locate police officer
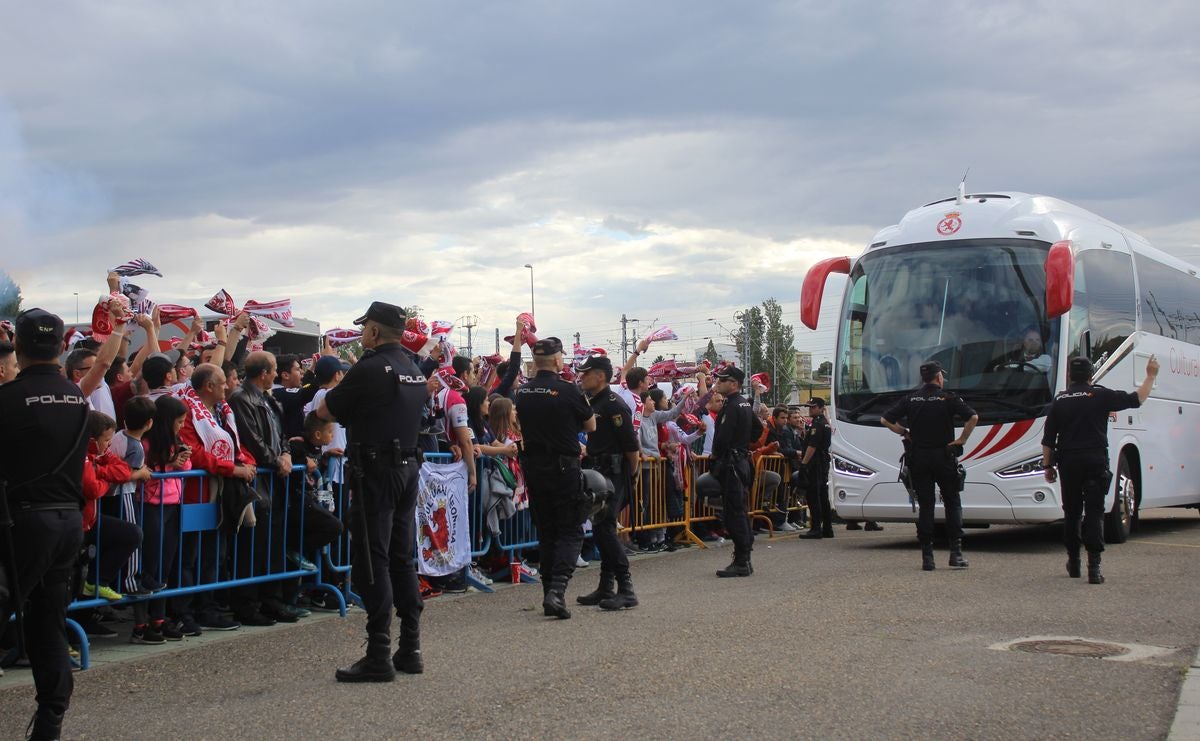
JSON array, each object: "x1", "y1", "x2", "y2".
[
  {"x1": 711, "y1": 366, "x2": 762, "y2": 578},
  {"x1": 799, "y1": 397, "x2": 834, "y2": 539},
  {"x1": 0, "y1": 309, "x2": 88, "y2": 739},
  {"x1": 575, "y1": 353, "x2": 641, "y2": 610},
  {"x1": 1041, "y1": 355, "x2": 1158, "y2": 584},
  {"x1": 514, "y1": 337, "x2": 596, "y2": 619},
  {"x1": 881, "y1": 361, "x2": 978, "y2": 571},
  {"x1": 317, "y1": 301, "x2": 437, "y2": 682}
]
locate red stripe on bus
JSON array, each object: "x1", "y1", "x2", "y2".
[
  {"x1": 962, "y1": 424, "x2": 1004, "y2": 461},
  {"x1": 975, "y1": 419, "x2": 1035, "y2": 460}
]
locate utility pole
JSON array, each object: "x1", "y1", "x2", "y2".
[
  {"x1": 457, "y1": 315, "x2": 479, "y2": 358},
  {"x1": 620, "y1": 314, "x2": 629, "y2": 364},
  {"x1": 742, "y1": 311, "x2": 752, "y2": 377},
  {"x1": 494, "y1": 328, "x2": 500, "y2": 354}
]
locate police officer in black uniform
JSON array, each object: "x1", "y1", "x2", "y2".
[
  {"x1": 317, "y1": 302, "x2": 435, "y2": 682},
  {"x1": 1041, "y1": 355, "x2": 1158, "y2": 584},
  {"x1": 514, "y1": 337, "x2": 596, "y2": 619},
  {"x1": 799, "y1": 397, "x2": 834, "y2": 539},
  {"x1": 882, "y1": 361, "x2": 978, "y2": 571},
  {"x1": 575, "y1": 353, "x2": 641, "y2": 610},
  {"x1": 711, "y1": 366, "x2": 762, "y2": 578},
  {"x1": 0, "y1": 309, "x2": 88, "y2": 740}
]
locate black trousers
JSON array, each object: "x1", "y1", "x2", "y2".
[
  {"x1": 522, "y1": 455, "x2": 585, "y2": 585},
  {"x1": 11, "y1": 508, "x2": 84, "y2": 721},
  {"x1": 589, "y1": 465, "x2": 631, "y2": 579},
  {"x1": 1057, "y1": 450, "x2": 1108, "y2": 554},
  {"x1": 86, "y1": 514, "x2": 142, "y2": 588},
  {"x1": 805, "y1": 463, "x2": 832, "y2": 534},
  {"x1": 717, "y1": 461, "x2": 753, "y2": 558},
  {"x1": 137, "y1": 503, "x2": 181, "y2": 622},
  {"x1": 349, "y1": 458, "x2": 422, "y2": 638},
  {"x1": 910, "y1": 446, "x2": 962, "y2": 546}
]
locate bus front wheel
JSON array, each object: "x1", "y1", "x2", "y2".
[{"x1": 1104, "y1": 454, "x2": 1136, "y2": 544}]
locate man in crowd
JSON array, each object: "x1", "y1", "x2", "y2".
[
  {"x1": 0, "y1": 341, "x2": 19, "y2": 385},
  {"x1": 272, "y1": 354, "x2": 306, "y2": 439},
  {"x1": 229, "y1": 351, "x2": 298, "y2": 625}
]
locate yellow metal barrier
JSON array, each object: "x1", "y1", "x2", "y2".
[{"x1": 618, "y1": 457, "x2": 706, "y2": 548}]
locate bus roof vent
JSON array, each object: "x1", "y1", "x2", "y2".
[
  {"x1": 1015, "y1": 230, "x2": 1038, "y2": 236},
  {"x1": 869, "y1": 240, "x2": 887, "y2": 249}
]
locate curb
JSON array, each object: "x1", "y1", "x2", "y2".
[{"x1": 1169, "y1": 646, "x2": 1200, "y2": 740}]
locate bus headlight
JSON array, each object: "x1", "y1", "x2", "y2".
[
  {"x1": 833, "y1": 454, "x2": 876, "y2": 478},
  {"x1": 995, "y1": 456, "x2": 1046, "y2": 479}
]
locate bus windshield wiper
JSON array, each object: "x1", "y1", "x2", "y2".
[{"x1": 840, "y1": 390, "x2": 909, "y2": 420}]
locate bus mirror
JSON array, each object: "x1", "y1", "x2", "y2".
[
  {"x1": 801, "y1": 256, "x2": 852, "y2": 330},
  {"x1": 1045, "y1": 240, "x2": 1074, "y2": 318}
]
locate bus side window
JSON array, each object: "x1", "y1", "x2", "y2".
[{"x1": 1079, "y1": 250, "x2": 1136, "y2": 364}]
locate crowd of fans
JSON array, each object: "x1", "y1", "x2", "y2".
[{"x1": 0, "y1": 271, "x2": 834, "y2": 665}]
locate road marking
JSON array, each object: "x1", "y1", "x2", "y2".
[{"x1": 1127, "y1": 541, "x2": 1200, "y2": 549}]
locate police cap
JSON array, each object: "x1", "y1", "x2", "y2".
[
  {"x1": 352, "y1": 302, "x2": 407, "y2": 330},
  {"x1": 532, "y1": 336, "x2": 564, "y2": 356},
  {"x1": 1068, "y1": 356, "x2": 1094, "y2": 381},
  {"x1": 919, "y1": 360, "x2": 944, "y2": 382},
  {"x1": 806, "y1": 397, "x2": 826, "y2": 408},
  {"x1": 15, "y1": 308, "x2": 65, "y2": 349},
  {"x1": 714, "y1": 365, "x2": 745, "y2": 384},
  {"x1": 576, "y1": 353, "x2": 613, "y2": 379}
]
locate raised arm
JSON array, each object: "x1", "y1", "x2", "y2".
[
  {"x1": 127, "y1": 310, "x2": 158, "y2": 379},
  {"x1": 79, "y1": 302, "x2": 128, "y2": 397}
]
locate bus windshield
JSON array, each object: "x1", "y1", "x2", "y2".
[{"x1": 835, "y1": 239, "x2": 1060, "y2": 425}]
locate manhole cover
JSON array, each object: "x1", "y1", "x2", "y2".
[{"x1": 1010, "y1": 639, "x2": 1130, "y2": 659}]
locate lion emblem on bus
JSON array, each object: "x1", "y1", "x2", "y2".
[{"x1": 937, "y1": 212, "x2": 962, "y2": 235}]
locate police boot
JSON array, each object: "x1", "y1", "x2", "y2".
[
  {"x1": 26, "y1": 708, "x2": 63, "y2": 741},
  {"x1": 1066, "y1": 548, "x2": 1081, "y2": 578},
  {"x1": 1087, "y1": 552, "x2": 1105, "y2": 584},
  {"x1": 576, "y1": 571, "x2": 616, "y2": 606},
  {"x1": 716, "y1": 552, "x2": 752, "y2": 578},
  {"x1": 598, "y1": 574, "x2": 639, "y2": 610},
  {"x1": 921, "y1": 544, "x2": 935, "y2": 571},
  {"x1": 393, "y1": 620, "x2": 423, "y2": 674},
  {"x1": 948, "y1": 540, "x2": 969, "y2": 569},
  {"x1": 543, "y1": 577, "x2": 571, "y2": 619},
  {"x1": 335, "y1": 632, "x2": 396, "y2": 683}
]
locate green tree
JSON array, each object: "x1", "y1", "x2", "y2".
[
  {"x1": 817, "y1": 360, "x2": 833, "y2": 377},
  {"x1": 702, "y1": 339, "x2": 720, "y2": 364},
  {"x1": 761, "y1": 298, "x2": 796, "y2": 406},
  {"x1": 0, "y1": 271, "x2": 22, "y2": 319},
  {"x1": 733, "y1": 306, "x2": 767, "y2": 379}
]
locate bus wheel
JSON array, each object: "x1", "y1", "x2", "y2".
[{"x1": 1104, "y1": 454, "x2": 1135, "y2": 544}]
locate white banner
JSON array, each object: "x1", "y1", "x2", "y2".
[{"x1": 416, "y1": 460, "x2": 472, "y2": 577}]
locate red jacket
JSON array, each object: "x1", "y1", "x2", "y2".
[
  {"x1": 82, "y1": 443, "x2": 132, "y2": 531},
  {"x1": 179, "y1": 415, "x2": 255, "y2": 504}
]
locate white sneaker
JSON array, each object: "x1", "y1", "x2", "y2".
[
  {"x1": 779, "y1": 522, "x2": 798, "y2": 532},
  {"x1": 575, "y1": 555, "x2": 589, "y2": 567},
  {"x1": 467, "y1": 564, "x2": 493, "y2": 585}
]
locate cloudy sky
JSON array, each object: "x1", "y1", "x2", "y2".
[{"x1": 2, "y1": 2, "x2": 1198, "y2": 370}]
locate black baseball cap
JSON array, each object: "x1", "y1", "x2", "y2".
[
  {"x1": 576, "y1": 353, "x2": 613, "y2": 379},
  {"x1": 532, "y1": 336, "x2": 564, "y2": 356},
  {"x1": 806, "y1": 397, "x2": 826, "y2": 408},
  {"x1": 1068, "y1": 356, "x2": 1094, "y2": 380},
  {"x1": 314, "y1": 355, "x2": 347, "y2": 382},
  {"x1": 352, "y1": 301, "x2": 407, "y2": 330},
  {"x1": 919, "y1": 360, "x2": 944, "y2": 382},
  {"x1": 14, "y1": 308, "x2": 65, "y2": 349},
  {"x1": 714, "y1": 365, "x2": 745, "y2": 384}
]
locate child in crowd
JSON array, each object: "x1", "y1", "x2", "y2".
[
  {"x1": 289, "y1": 412, "x2": 347, "y2": 610},
  {"x1": 107, "y1": 396, "x2": 160, "y2": 595},
  {"x1": 134, "y1": 395, "x2": 193, "y2": 644},
  {"x1": 77, "y1": 412, "x2": 146, "y2": 637}
]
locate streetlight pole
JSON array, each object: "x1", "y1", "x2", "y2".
[
  {"x1": 73, "y1": 292, "x2": 79, "y2": 324},
  {"x1": 523, "y1": 264, "x2": 535, "y2": 317}
]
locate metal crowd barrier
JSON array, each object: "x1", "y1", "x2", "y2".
[{"x1": 748, "y1": 454, "x2": 807, "y2": 538}]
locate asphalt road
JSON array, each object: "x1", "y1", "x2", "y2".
[{"x1": 4, "y1": 509, "x2": 1199, "y2": 740}]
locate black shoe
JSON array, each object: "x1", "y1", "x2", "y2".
[
  {"x1": 598, "y1": 575, "x2": 638, "y2": 610},
  {"x1": 1087, "y1": 553, "x2": 1104, "y2": 584},
  {"x1": 846, "y1": 522, "x2": 863, "y2": 530},
  {"x1": 542, "y1": 579, "x2": 571, "y2": 619},
  {"x1": 197, "y1": 613, "x2": 241, "y2": 631},
  {"x1": 922, "y1": 546, "x2": 935, "y2": 571},
  {"x1": 176, "y1": 615, "x2": 203, "y2": 637},
  {"x1": 821, "y1": 529, "x2": 834, "y2": 538},
  {"x1": 442, "y1": 579, "x2": 468, "y2": 594},
  {"x1": 130, "y1": 625, "x2": 166, "y2": 645},
  {"x1": 948, "y1": 552, "x2": 969, "y2": 568},
  {"x1": 81, "y1": 620, "x2": 119, "y2": 639},
  {"x1": 1066, "y1": 553, "x2": 1081, "y2": 578},
  {"x1": 158, "y1": 621, "x2": 184, "y2": 641},
  {"x1": 576, "y1": 574, "x2": 616, "y2": 606},
  {"x1": 716, "y1": 559, "x2": 752, "y2": 578},
  {"x1": 236, "y1": 612, "x2": 277, "y2": 627},
  {"x1": 308, "y1": 593, "x2": 342, "y2": 612},
  {"x1": 393, "y1": 648, "x2": 424, "y2": 674},
  {"x1": 800, "y1": 530, "x2": 824, "y2": 540},
  {"x1": 336, "y1": 635, "x2": 396, "y2": 683},
  {"x1": 865, "y1": 522, "x2": 884, "y2": 531}
]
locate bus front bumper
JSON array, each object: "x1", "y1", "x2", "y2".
[{"x1": 831, "y1": 478, "x2": 1063, "y2": 525}]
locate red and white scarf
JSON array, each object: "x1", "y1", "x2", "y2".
[
  {"x1": 206, "y1": 289, "x2": 293, "y2": 340},
  {"x1": 177, "y1": 384, "x2": 241, "y2": 465}
]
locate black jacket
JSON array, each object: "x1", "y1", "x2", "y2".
[{"x1": 229, "y1": 382, "x2": 287, "y2": 473}]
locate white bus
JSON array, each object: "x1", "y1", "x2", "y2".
[{"x1": 801, "y1": 189, "x2": 1200, "y2": 542}]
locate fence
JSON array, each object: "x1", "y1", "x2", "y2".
[{"x1": 55, "y1": 451, "x2": 814, "y2": 669}]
